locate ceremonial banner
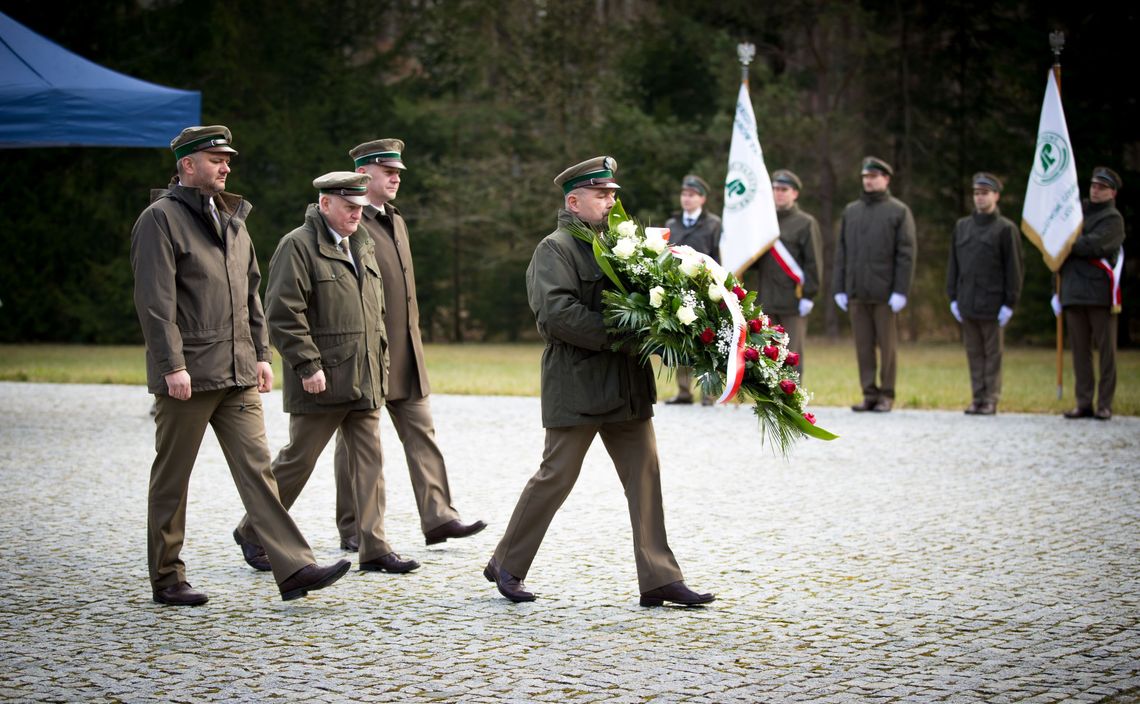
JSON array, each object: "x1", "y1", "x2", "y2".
[
  {"x1": 721, "y1": 82, "x2": 779, "y2": 278},
  {"x1": 1021, "y1": 70, "x2": 1083, "y2": 272}
]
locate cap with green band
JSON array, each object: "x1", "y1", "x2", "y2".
[
  {"x1": 314, "y1": 171, "x2": 372, "y2": 206},
  {"x1": 349, "y1": 138, "x2": 407, "y2": 170},
  {"x1": 554, "y1": 156, "x2": 621, "y2": 195},
  {"x1": 170, "y1": 125, "x2": 237, "y2": 159}
]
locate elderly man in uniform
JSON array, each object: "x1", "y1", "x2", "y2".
[
  {"x1": 833, "y1": 156, "x2": 917, "y2": 413},
  {"x1": 663, "y1": 174, "x2": 722, "y2": 405},
  {"x1": 1053, "y1": 167, "x2": 1126, "y2": 420},
  {"x1": 232, "y1": 171, "x2": 420, "y2": 575},
  {"x1": 324, "y1": 139, "x2": 485, "y2": 553},
  {"x1": 131, "y1": 126, "x2": 350, "y2": 605},
  {"x1": 747, "y1": 169, "x2": 822, "y2": 379},
  {"x1": 946, "y1": 172, "x2": 1022, "y2": 415},
  {"x1": 484, "y1": 156, "x2": 714, "y2": 608}
]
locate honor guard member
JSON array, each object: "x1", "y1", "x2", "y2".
[
  {"x1": 1052, "y1": 167, "x2": 1126, "y2": 420},
  {"x1": 664, "y1": 174, "x2": 722, "y2": 404},
  {"x1": 330, "y1": 138, "x2": 486, "y2": 552},
  {"x1": 131, "y1": 126, "x2": 350, "y2": 605},
  {"x1": 833, "y1": 156, "x2": 917, "y2": 412},
  {"x1": 484, "y1": 157, "x2": 714, "y2": 608},
  {"x1": 747, "y1": 169, "x2": 822, "y2": 379},
  {"x1": 946, "y1": 172, "x2": 1022, "y2": 415},
  {"x1": 233, "y1": 171, "x2": 421, "y2": 575}
]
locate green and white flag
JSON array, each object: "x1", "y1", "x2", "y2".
[
  {"x1": 720, "y1": 82, "x2": 779, "y2": 277},
  {"x1": 1021, "y1": 70, "x2": 1082, "y2": 272}
]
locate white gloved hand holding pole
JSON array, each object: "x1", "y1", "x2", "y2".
[
  {"x1": 950, "y1": 300, "x2": 962, "y2": 323},
  {"x1": 834, "y1": 292, "x2": 848, "y2": 312}
]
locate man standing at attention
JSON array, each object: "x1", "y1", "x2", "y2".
[
  {"x1": 833, "y1": 156, "x2": 917, "y2": 413},
  {"x1": 233, "y1": 171, "x2": 421, "y2": 576},
  {"x1": 1053, "y1": 167, "x2": 1125, "y2": 420},
  {"x1": 484, "y1": 156, "x2": 714, "y2": 608},
  {"x1": 131, "y1": 126, "x2": 350, "y2": 605},
  {"x1": 747, "y1": 169, "x2": 822, "y2": 379},
  {"x1": 330, "y1": 139, "x2": 485, "y2": 552},
  {"x1": 664, "y1": 174, "x2": 722, "y2": 405},
  {"x1": 946, "y1": 172, "x2": 1022, "y2": 415}
]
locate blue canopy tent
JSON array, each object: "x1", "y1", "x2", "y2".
[{"x1": 0, "y1": 11, "x2": 200, "y2": 148}]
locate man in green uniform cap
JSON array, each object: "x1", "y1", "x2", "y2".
[
  {"x1": 484, "y1": 156, "x2": 714, "y2": 608},
  {"x1": 946, "y1": 172, "x2": 1022, "y2": 415},
  {"x1": 833, "y1": 156, "x2": 917, "y2": 412},
  {"x1": 132, "y1": 126, "x2": 350, "y2": 604}
]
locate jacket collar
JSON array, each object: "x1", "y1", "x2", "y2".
[
  {"x1": 860, "y1": 188, "x2": 891, "y2": 204},
  {"x1": 972, "y1": 206, "x2": 1000, "y2": 226}
]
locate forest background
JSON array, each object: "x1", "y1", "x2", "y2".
[{"x1": 0, "y1": 0, "x2": 1136, "y2": 348}]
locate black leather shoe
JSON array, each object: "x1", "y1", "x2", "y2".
[
  {"x1": 233, "y1": 529, "x2": 272, "y2": 572},
  {"x1": 340, "y1": 535, "x2": 359, "y2": 552},
  {"x1": 360, "y1": 552, "x2": 420, "y2": 574},
  {"x1": 278, "y1": 560, "x2": 351, "y2": 601},
  {"x1": 153, "y1": 581, "x2": 208, "y2": 606},
  {"x1": 976, "y1": 401, "x2": 997, "y2": 416},
  {"x1": 964, "y1": 402, "x2": 980, "y2": 415},
  {"x1": 851, "y1": 399, "x2": 876, "y2": 412},
  {"x1": 872, "y1": 398, "x2": 893, "y2": 413},
  {"x1": 425, "y1": 519, "x2": 488, "y2": 545},
  {"x1": 1094, "y1": 409, "x2": 1112, "y2": 421},
  {"x1": 1063, "y1": 407, "x2": 1094, "y2": 419},
  {"x1": 483, "y1": 557, "x2": 535, "y2": 602},
  {"x1": 640, "y1": 581, "x2": 715, "y2": 607},
  {"x1": 665, "y1": 395, "x2": 693, "y2": 405}
]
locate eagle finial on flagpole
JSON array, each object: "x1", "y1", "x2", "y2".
[{"x1": 737, "y1": 42, "x2": 755, "y2": 85}]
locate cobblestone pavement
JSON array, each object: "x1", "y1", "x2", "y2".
[{"x1": 0, "y1": 381, "x2": 1137, "y2": 703}]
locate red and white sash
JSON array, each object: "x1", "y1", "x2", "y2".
[
  {"x1": 1092, "y1": 246, "x2": 1124, "y2": 313},
  {"x1": 770, "y1": 240, "x2": 803, "y2": 285}
]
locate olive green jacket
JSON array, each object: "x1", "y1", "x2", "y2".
[
  {"x1": 833, "y1": 189, "x2": 917, "y2": 303},
  {"x1": 1059, "y1": 199, "x2": 1125, "y2": 307},
  {"x1": 946, "y1": 208, "x2": 1023, "y2": 319},
  {"x1": 527, "y1": 210, "x2": 656, "y2": 428},
  {"x1": 266, "y1": 204, "x2": 388, "y2": 414},
  {"x1": 130, "y1": 183, "x2": 270, "y2": 395},
  {"x1": 748, "y1": 204, "x2": 823, "y2": 314},
  {"x1": 664, "y1": 210, "x2": 722, "y2": 261}
]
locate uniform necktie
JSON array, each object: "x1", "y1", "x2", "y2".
[
  {"x1": 208, "y1": 198, "x2": 222, "y2": 235},
  {"x1": 684, "y1": 217, "x2": 695, "y2": 228},
  {"x1": 340, "y1": 239, "x2": 357, "y2": 275}
]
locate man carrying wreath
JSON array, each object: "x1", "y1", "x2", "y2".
[{"x1": 483, "y1": 156, "x2": 714, "y2": 608}]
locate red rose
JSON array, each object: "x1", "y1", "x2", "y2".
[
  {"x1": 732, "y1": 286, "x2": 746, "y2": 301},
  {"x1": 779, "y1": 379, "x2": 797, "y2": 394},
  {"x1": 785, "y1": 351, "x2": 800, "y2": 367},
  {"x1": 773, "y1": 325, "x2": 785, "y2": 334},
  {"x1": 699, "y1": 327, "x2": 715, "y2": 344},
  {"x1": 748, "y1": 318, "x2": 762, "y2": 333},
  {"x1": 743, "y1": 347, "x2": 759, "y2": 362},
  {"x1": 763, "y1": 345, "x2": 779, "y2": 361},
  {"x1": 803, "y1": 412, "x2": 816, "y2": 425}
]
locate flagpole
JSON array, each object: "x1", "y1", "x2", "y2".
[
  {"x1": 738, "y1": 42, "x2": 754, "y2": 86},
  {"x1": 1050, "y1": 31, "x2": 1065, "y2": 400}
]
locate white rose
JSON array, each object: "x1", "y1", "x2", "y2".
[
  {"x1": 678, "y1": 256, "x2": 703, "y2": 278},
  {"x1": 616, "y1": 220, "x2": 638, "y2": 238},
  {"x1": 649, "y1": 286, "x2": 665, "y2": 308},
  {"x1": 643, "y1": 228, "x2": 668, "y2": 253},
  {"x1": 676, "y1": 305, "x2": 697, "y2": 325},
  {"x1": 708, "y1": 263, "x2": 728, "y2": 286},
  {"x1": 612, "y1": 237, "x2": 637, "y2": 259},
  {"x1": 707, "y1": 284, "x2": 723, "y2": 302}
]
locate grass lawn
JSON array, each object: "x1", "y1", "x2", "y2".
[{"x1": 1, "y1": 340, "x2": 1137, "y2": 416}]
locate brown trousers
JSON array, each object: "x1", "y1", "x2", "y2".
[
  {"x1": 768, "y1": 311, "x2": 807, "y2": 381},
  {"x1": 849, "y1": 301, "x2": 898, "y2": 401},
  {"x1": 493, "y1": 418, "x2": 684, "y2": 592},
  {"x1": 333, "y1": 394, "x2": 459, "y2": 539},
  {"x1": 1065, "y1": 305, "x2": 1118, "y2": 413},
  {"x1": 961, "y1": 317, "x2": 1003, "y2": 404},
  {"x1": 149, "y1": 387, "x2": 314, "y2": 588},
  {"x1": 237, "y1": 407, "x2": 393, "y2": 561}
]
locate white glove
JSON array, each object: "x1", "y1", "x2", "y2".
[
  {"x1": 798, "y1": 298, "x2": 814, "y2": 317},
  {"x1": 998, "y1": 305, "x2": 1013, "y2": 327},
  {"x1": 888, "y1": 292, "x2": 907, "y2": 313},
  {"x1": 950, "y1": 300, "x2": 962, "y2": 323},
  {"x1": 1050, "y1": 294, "x2": 1061, "y2": 317},
  {"x1": 834, "y1": 292, "x2": 848, "y2": 312}
]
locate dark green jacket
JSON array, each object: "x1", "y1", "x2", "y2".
[
  {"x1": 748, "y1": 204, "x2": 822, "y2": 314},
  {"x1": 131, "y1": 183, "x2": 270, "y2": 395},
  {"x1": 664, "y1": 210, "x2": 722, "y2": 262},
  {"x1": 833, "y1": 189, "x2": 917, "y2": 303},
  {"x1": 1060, "y1": 199, "x2": 1125, "y2": 307},
  {"x1": 526, "y1": 210, "x2": 656, "y2": 428},
  {"x1": 266, "y1": 204, "x2": 388, "y2": 415},
  {"x1": 946, "y1": 208, "x2": 1023, "y2": 319}
]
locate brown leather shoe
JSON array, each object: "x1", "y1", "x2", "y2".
[
  {"x1": 976, "y1": 401, "x2": 997, "y2": 416},
  {"x1": 1094, "y1": 408, "x2": 1112, "y2": 421},
  {"x1": 425, "y1": 519, "x2": 488, "y2": 545},
  {"x1": 278, "y1": 560, "x2": 351, "y2": 601},
  {"x1": 483, "y1": 557, "x2": 535, "y2": 602},
  {"x1": 851, "y1": 399, "x2": 876, "y2": 412},
  {"x1": 233, "y1": 529, "x2": 271, "y2": 572},
  {"x1": 1063, "y1": 407, "x2": 1094, "y2": 419},
  {"x1": 340, "y1": 535, "x2": 360, "y2": 552},
  {"x1": 872, "y1": 397, "x2": 893, "y2": 413},
  {"x1": 640, "y1": 581, "x2": 715, "y2": 607},
  {"x1": 153, "y1": 581, "x2": 208, "y2": 606},
  {"x1": 360, "y1": 552, "x2": 420, "y2": 574}
]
